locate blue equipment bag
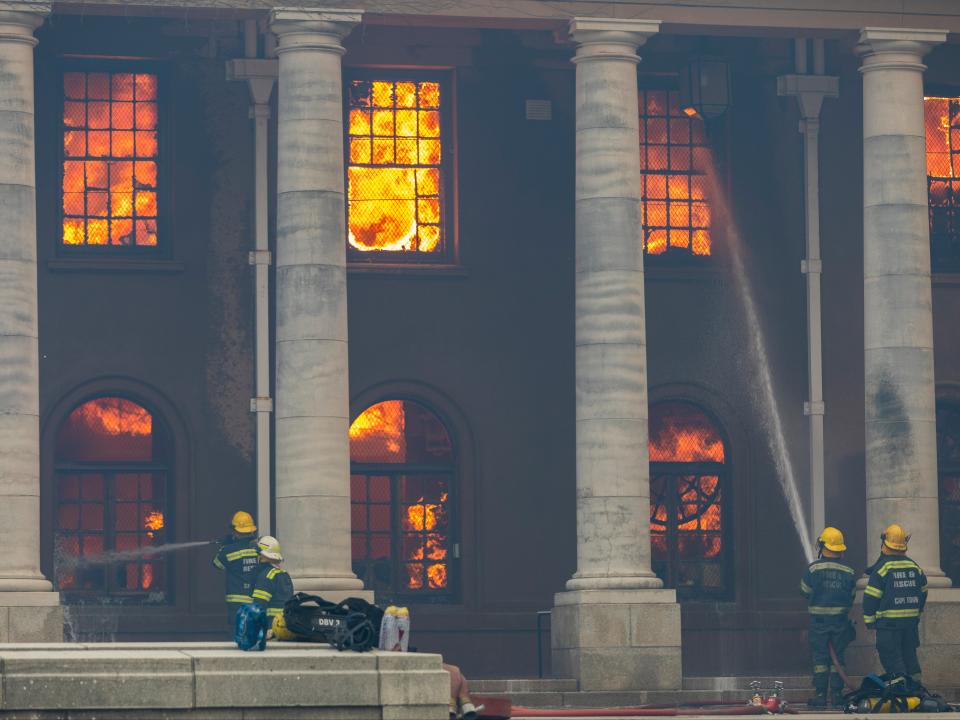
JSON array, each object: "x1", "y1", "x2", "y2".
[{"x1": 234, "y1": 602, "x2": 269, "y2": 651}]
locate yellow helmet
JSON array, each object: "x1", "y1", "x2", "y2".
[
  {"x1": 818, "y1": 527, "x2": 847, "y2": 553},
  {"x1": 882, "y1": 524, "x2": 909, "y2": 552},
  {"x1": 231, "y1": 511, "x2": 257, "y2": 534},
  {"x1": 272, "y1": 614, "x2": 298, "y2": 641}
]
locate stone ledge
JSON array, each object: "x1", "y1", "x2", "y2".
[{"x1": 0, "y1": 643, "x2": 447, "y2": 719}]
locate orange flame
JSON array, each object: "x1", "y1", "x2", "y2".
[
  {"x1": 144, "y1": 509, "x2": 164, "y2": 538},
  {"x1": 80, "y1": 398, "x2": 152, "y2": 437},
  {"x1": 347, "y1": 80, "x2": 442, "y2": 254},
  {"x1": 350, "y1": 401, "x2": 406, "y2": 462},
  {"x1": 405, "y1": 493, "x2": 449, "y2": 590}
]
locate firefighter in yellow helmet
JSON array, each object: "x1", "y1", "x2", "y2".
[
  {"x1": 212, "y1": 511, "x2": 259, "y2": 632},
  {"x1": 863, "y1": 524, "x2": 928, "y2": 682},
  {"x1": 800, "y1": 527, "x2": 856, "y2": 707}
]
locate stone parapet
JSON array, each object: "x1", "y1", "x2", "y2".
[
  {"x1": 0, "y1": 642, "x2": 447, "y2": 718},
  {"x1": 552, "y1": 589, "x2": 681, "y2": 691}
]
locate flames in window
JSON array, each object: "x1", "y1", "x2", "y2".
[
  {"x1": 62, "y1": 71, "x2": 159, "y2": 247},
  {"x1": 924, "y1": 97, "x2": 960, "y2": 270},
  {"x1": 56, "y1": 397, "x2": 154, "y2": 463},
  {"x1": 347, "y1": 80, "x2": 444, "y2": 256},
  {"x1": 649, "y1": 402, "x2": 727, "y2": 594},
  {"x1": 639, "y1": 90, "x2": 713, "y2": 257},
  {"x1": 349, "y1": 400, "x2": 453, "y2": 594}
]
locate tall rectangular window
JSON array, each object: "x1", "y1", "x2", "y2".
[
  {"x1": 346, "y1": 75, "x2": 452, "y2": 264},
  {"x1": 639, "y1": 89, "x2": 713, "y2": 258},
  {"x1": 61, "y1": 70, "x2": 160, "y2": 249},
  {"x1": 925, "y1": 95, "x2": 960, "y2": 272}
]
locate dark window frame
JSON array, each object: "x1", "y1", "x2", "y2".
[
  {"x1": 923, "y1": 85, "x2": 960, "y2": 273},
  {"x1": 53, "y1": 395, "x2": 174, "y2": 605},
  {"x1": 648, "y1": 400, "x2": 733, "y2": 602},
  {"x1": 349, "y1": 397, "x2": 459, "y2": 605},
  {"x1": 637, "y1": 82, "x2": 716, "y2": 263},
  {"x1": 937, "y1": 401, "x2": 960, "y2": 586},
  {"x1": 56, "y1": 58, "x2": 171, "y2": 260},
  {"x1": 343, "y1": 68, "x2": 457, "y2": 268}
]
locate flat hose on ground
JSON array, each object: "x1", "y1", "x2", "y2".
[{"x1": 509, "y1": 704, "x2": 791, "y2": 717}]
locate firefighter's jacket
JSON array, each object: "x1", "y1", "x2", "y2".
[
  {"x1": 800, "y1": 558, "x2": 856, "y2": 620},
  {"x1": 251, "y1": 564, "x2": 294, "y2": 617},
  {"x1": 863, "y1": 554, "x2": 928, "y2": 628},
  {"x1": 212, "y1": 535, "x2": 259, "y2": 604}
]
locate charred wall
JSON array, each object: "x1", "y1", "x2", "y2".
[{"x1": 29, "y1": 14, "x2": 960, "y2": 680}]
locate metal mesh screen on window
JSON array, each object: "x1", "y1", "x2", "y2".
[
  {"x1": 62, "y1": 71, "x2": 159, "y2": 248},
  {"x1": 639, "y1": 89, "x2": 713, "y2": 257},
  {"x1": 350, "y1": 400, "x2": 454, "y2": 599},
  {"x1": 925, "y1": 97, "x2": 960, "y2": 271},
  {"x1": 347, "y1": 79, "x2": 445, "y2": 257}
]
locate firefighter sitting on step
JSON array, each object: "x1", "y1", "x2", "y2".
[
  {"x1": 251, "y1": 535, "x2": 294, "y2": 628},
  {"x1": 863, "y1": 524, "x2": 928, "y2": 684},
  {"x1": 800, "y1": 526, "x2": 857, "y2": 707},
  {"x1": 212, "y1": 511, "x2": 260, "y2": 631}
]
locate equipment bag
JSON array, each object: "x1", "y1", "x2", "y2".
[
  {"x1": 281, "y1": 592, "x2": 379, "y2": 652},
  {"x1": 234, "y1": 602, "x2": 269, "y2": 651},
  {"x1": 843, "y1": 674, "x2": 952, "y2": 713}
]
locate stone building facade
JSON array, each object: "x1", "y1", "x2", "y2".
[{"x1": 0, "y1": 0, "x2": 958, "y2": 689}]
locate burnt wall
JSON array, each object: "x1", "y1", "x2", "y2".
[
  {"x1": 35, "y1": 16, "x2": 256, "y2": 638},
  {"x1": 30, "y1": 14, "x2": 960, "y2": 680}
]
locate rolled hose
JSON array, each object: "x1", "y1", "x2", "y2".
[{"x1": 510, "y1": 704, "x2": 788, "y2": 717}]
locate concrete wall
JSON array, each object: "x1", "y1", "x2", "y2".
[{"x1": 30, "y1": 14, "x2": 960, "y2": 680}]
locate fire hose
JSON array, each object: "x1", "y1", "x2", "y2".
[
  {"x1": 829, "y1": 640, "x2": 855, "y2": 692},
  {"x1": 510, "y1": 704, "x2": 798, "y2": 717}
]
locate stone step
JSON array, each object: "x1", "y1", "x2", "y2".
[
  {"x1": 473, "y1": 688, "x2": 814, "y2": 710},
  {"x1": 471, "y1": 678, "x2": 578, "y2": 693}
]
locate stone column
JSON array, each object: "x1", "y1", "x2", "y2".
[
  {"x1": 858, "y1": 27, "x2": 948, "y2": 586},
  {"x1": 0, "y1": 0, "x2": 62, "y2": 640},
  {"x1": 270, "y1": 8, "x2": 365, "y2": 595},
  {"x1": 552, "y1": 17, "x2": 681, "y2": 692},
  {"x1": 847, "y1": 27, "x2": 960, "y2": 687}
]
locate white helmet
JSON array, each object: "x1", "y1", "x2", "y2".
[{"x1": 257, "y1": 535, "x2": 283, "y2": 562}]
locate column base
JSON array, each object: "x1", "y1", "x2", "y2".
[
  {"x1": 848, "y1": 589, "x2": 960, "y2": 689},
  {"x1": 293, "y1": 577, "x2": 373, "y2": 603},
  {"x1": 551, "y1": 589, "x2": 681, "y2": 691},
  {"x1": 0, "y1": 591, "x2": 62, "y2": 642}
]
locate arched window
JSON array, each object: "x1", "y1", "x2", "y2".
[
  {"x1": 349, "y1": 399, "x2": 455, "y2": 603},
  {"x1": 649, "y1": 400, "x2": 730, "y2": 600},
  {"x1": 937, "y1": 402, "x2": 960, "y2": 585},
  {"x1": 54, "y1": 396, "x2": 171, "y2": 602}
]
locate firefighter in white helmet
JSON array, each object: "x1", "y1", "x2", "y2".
[{"x1": 250, "y1": 536, "x2": 294, "y2": 622}]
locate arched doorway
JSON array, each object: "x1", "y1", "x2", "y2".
[
  {"x1": 937, "y1": 402, "x2": 960, "y2": 586},
  {"x1": 349, "y1": 399, "x2": 456, "y2": 603},
  {"x1": 649, "y1": 400, "x2": 731, "y2": 600},
  {"x1": 53, "y1": 396, "x2": 171, "y2": 603}
]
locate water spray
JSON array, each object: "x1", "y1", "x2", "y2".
[
  {"x1": 57, "y1": 539, "x2": 217, "y2": 569},
  {"x1": 703, "y1": 154, "x2": 816, "y2": 564}
]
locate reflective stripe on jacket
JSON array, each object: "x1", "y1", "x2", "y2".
[
  {"x1": 800, "y1": 558, "x2": 856, "y2": 618},
  {"x1": 213, "y1": 535, "x2": 260, "y2": 603},
  {"x1": 252, "y1": 564, "x2": 294, "y2": 617},
  {"x1": 863, "y1": 555, "x2": 927, "y2": 627}
]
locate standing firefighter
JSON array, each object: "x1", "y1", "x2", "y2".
[
  {"x1": 863, "y1": 524, "x2": 928, "y2": 682},
  {"x1": 800, "y1": 527, "x2": 857, "y2": 707},
  {"x1": 251, "y1": 535, "x2": 294, "y2": 622},
  {"x1": 213, "y1": 511, "x2": 260, "y2": 630}
]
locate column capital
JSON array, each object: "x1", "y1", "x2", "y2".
[
  {"x1": 569, "y1": 17, "x2": 660, "y2": 64},
  {"x1": 269, "y1": 7, "x2": 362, "y2": 56},
  {"x1": 857, "y1": 27, "x2": 946, "y2": 72},
  {"x1": 777, "y1": 74, "x2": 839, "y2": 122},
  {"x1": 0, "y1": 1, "x2": 50, "y2": 45}
]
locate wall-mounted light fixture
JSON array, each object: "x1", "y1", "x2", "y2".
[{"x1": 680, "y1": 56, "x2": 731, "y2": 119}]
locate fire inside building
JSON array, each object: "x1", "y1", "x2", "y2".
[{"x1": 0, "y1": 0, "x2": 954, "y2": 693}]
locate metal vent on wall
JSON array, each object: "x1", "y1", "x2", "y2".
[{"x1": 525, "y1": 99, "x2": 552, "y2": 121}]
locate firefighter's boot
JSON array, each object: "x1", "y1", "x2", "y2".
[
  {"x1": 808, "y1": 672, "x2": 829, "y2": 708},
  {"x1": 829, "y1": 672, "x2": 845, "y2": 707}
]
